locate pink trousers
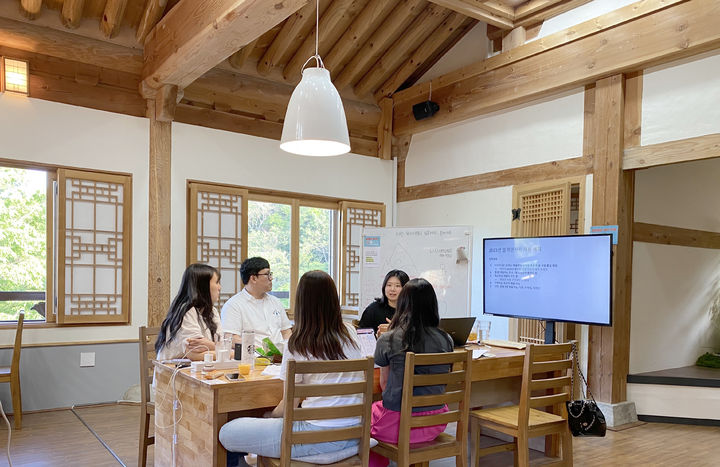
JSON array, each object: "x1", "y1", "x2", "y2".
[{"x1": 369, "y1": 400, "x2": 449, "y2": 467}]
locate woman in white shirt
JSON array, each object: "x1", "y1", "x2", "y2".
[
  {"x1": 219, "y1": 270, "x2": 364, "y2": 466},
  {"x1": 156, "y1": 263, "x2": 223, "y2": 361}
]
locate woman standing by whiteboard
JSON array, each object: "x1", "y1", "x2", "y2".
[{"x1": 358, "y1": 269, "x2": 409, "y2": 336}]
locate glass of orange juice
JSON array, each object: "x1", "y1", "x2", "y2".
[{"x1": 238, "y1": 363, "x2": 251, "y2": 376}]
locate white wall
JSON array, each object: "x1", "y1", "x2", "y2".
[
  {"x1": 630, "y1": 158, "x2": 720, "y2": 373},
  {"x1": 405, "y1": 91, "x2": 584, "y2": 186},
  {"x1": 398, "y1": 89, "x2": 586, "y2": 339},
  {"x1": 0, "y1": 95, "x2": 149, "y2": 345},
  {"x1": 628, "y1": 51, "x2": 720, "y2": 373}
]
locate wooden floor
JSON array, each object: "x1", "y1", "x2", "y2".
[{"x1": 0, "y1": 404, "x2": 718, "y2": 466}]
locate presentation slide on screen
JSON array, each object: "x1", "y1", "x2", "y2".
[{"x1": 483, "y1": 235, "x2": 611, "y2": 325}]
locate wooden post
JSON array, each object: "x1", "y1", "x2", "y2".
[
  {"x1": 147, "y1": 100, "x2": 172, "y2": 327},
  {"x1": 588, "y1": 74, "x2": 636, "y2": 404}
]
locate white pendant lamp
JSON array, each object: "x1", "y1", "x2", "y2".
[{"x1": 280, "y1": 0, "x2": 350, "y2": 157}]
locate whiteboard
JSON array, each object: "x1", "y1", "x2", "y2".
[{"x1": 360, "y1": 226, "x2": 472, "y2": 318}]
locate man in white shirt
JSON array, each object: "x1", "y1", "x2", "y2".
[{"x1": 221, "y1": 257, "x2": 292, "y2": 348}]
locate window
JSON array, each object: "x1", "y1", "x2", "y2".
[
  {"x1": 0, "y1": 163, "x2": 132, "y2": 325},
  {"x1": 0, "y1": 167, "x2": 48, "y2": 322},
  {"x1": 187, "y1": 182, "x2": 384, "y2": 315}
]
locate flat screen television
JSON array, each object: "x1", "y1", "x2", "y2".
[{"x1": 483, "y1": 234, "x2": 612, "y2": 326}]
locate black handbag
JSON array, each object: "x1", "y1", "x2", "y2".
[{"x1": 566, "y1": 342, "x2": 606, "y2": 437}]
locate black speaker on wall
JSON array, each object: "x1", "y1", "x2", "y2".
[{"x1": 412, "y1": 100, "x2": 439, "y2": 121}]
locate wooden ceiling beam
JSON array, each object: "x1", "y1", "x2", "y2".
[
  {"x1": 354, "y1": 4, "x2": 451, "y2": 97},
  {"x1": 228, "y1": 38, "x2": 259, "y2": 70},
  {"x1": 101, "y1": 0, "x2": 129, "y2": 39},
  {"x1": 136, "y1": 0, "x2": 168, "y2": 44},
  {"x1": 187, "y1": 68, "x2": 380, "y2": 137},
  {"x1": 514, "y1": 0, "x2": 592, "y2": 28},
  {"x1": 20, "y1": 0, "x2": 43, "y2": 20},
  {"x1": 514, "y1": 0, "x2": 563, "y2": 19},
  {"x1": 427, "y1": 0, "x2": 513, "y2": 29},
  {"x1": 333, "y1": 0, "x2": 428, "y2": 91},
  {"x1": 393, "y1": 0, "x2": 720, "y2": 136},
  {"x1": 323, "y1": 0, "x2": 397, "y2": 79},
  {"x1": 282, "y1": 0, "x2": 367, "y2": 82},
  {"x1": 142, "y1": 0, "x2": 310, "y2": 91},
  {"x1": 393, "y1": 0, "x2": 685, "y2": 113},
  {"x1": 374, "y1": 14, "x2": 473, "y2": 100},
  {"x1": 61, "y1": 0, "x2": 85, "y2": 29},
  {"x1": 174, "y1": 103, "x2": 378, "y2": 157},
  {"x1": 256, "y1": 1, "x2": 320, "y2": 77},
  {"x1": 474, "y1": 0, "x2": 515, "y2": 20},
  {"x1": 0, "y1": 16, "x2": 143, "y2": 73}
]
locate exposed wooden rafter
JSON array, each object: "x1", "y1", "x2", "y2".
[
  {"x1": 20, "y1": 0, "x2": 43, "y2": 20},
  {"x1": 333, "y1": 0, "x2": 427, "y2": 91},
  {"x1": 427, "y1": 0, "x2": 513, "y2": 29},
  {"x1": 142, "y1": 0, "x2": 310, "y2": 91},
  {"x1": 623, "y1": 133, "x2": 720, "y2": 170},
  {"x1": 136, "y1": 0, "x2": 168, "y2": 44},
  {"x1": 100, "y1": 0, "x2": 129, "y2": 38},
  {"x1": 61, "y1": 0, "x2": 86, "y2": 29},
  {"x1": 514, "y1": 0, "x2": 592, "y2": 28}
]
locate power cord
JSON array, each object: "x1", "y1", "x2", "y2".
[
  {"x1": 0, "y1": 400, "x2": 12, "y2": 466},
  {"x1": 154, "y1": 344, "x2": 211, "y2": 467}
]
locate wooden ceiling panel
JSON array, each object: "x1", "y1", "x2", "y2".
[
  {"x1": 282, "y1": 0, "x2": 369, "y2": 82},
  {"x1": 354, "y1": 3, "x2": 451, "y2": 97},
  {"x1": 333, "y1": 0, "x2": 428, "y2": 91}
]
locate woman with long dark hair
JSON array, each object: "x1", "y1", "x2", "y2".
[
  {"x1": 370, "y1": 278, "x2": 454, "y2": 467},
  {"x1": 156, "y1": 263, "x2": 222, "y2": 361},
  {"x1": 358, "y1": 269, "x2": 409, "y2": 335},
  {"x1": 219, "y1": 271, "x2": 364, "y2": 466}
]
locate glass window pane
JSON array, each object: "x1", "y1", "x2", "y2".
[
  {"x1": 247, "y1": 200, "x2": 291, "y2": 308},
  {"x1": 0, "y1": 167, "x2": 47, "y2": 321},
  {"x1": 299, "y1": 207, "x2": 337, "y2": 283}
]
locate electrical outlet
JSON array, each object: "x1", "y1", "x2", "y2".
[{"x1": 80, "y1": 352, "x2": 95, "y2": 367}]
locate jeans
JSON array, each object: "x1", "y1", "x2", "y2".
[{"x1": 219, "y1": 417, "x2": 360, "y2": 459}]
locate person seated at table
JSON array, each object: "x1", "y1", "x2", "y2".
[
  {"x1": 156, "y1": 263, "x2": 223, "y2": 361},
  {"x1": 221, "y1": 256, "x2": 292, "y2": 348},
  {"x1": 219, "y1": 270, "x2": 365, "y2": 467},
  {"x1": 358, "y1": 269, "x2": 409, "y2": 336},
  {"x1": 370, "y1": 278, "x2": 454, "y2": 467}
]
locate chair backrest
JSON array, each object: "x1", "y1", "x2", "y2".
[
  {"x1": 518, "y1": 342, "x2": 574, "y2": 427},
  {"x1": 139, "y1": 326, "x2": 160, "y2": 406},
  {"x1": 11, "y1": 312, "x2": 24, "y2": 372},
  {"x1": 397, "y1": 350, "x2": 472, "y2": 451},
  {"x1": 281, "y1": 356, "x2": 375, "y2": 467}
]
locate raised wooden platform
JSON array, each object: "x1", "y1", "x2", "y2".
[{"x1": 627, "y1": 365, "x2": 720, "y2": 426}]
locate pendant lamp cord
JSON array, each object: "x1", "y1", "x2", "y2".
[{"x1": 302, "y1": 0, "x2": 324, "y2": 71}]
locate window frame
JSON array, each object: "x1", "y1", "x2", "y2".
[
  {"x1": 186, "y1": 180, "x2": 385, "y2": 316},
  {"x1": 0, "y1": 158, "x2": 133, "y2": 328}
]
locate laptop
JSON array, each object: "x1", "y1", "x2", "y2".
[{"x1": 439, "y1": 317, "x2": 476, "y2": 347}]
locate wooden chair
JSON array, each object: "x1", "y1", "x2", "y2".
[
  {"x1": 470, "y1": 342, "x2": 574, "y2": 467},
  {"x1": 138, "y1": 326, "x2": 160, "y2": 467},
  {"x1": 0, "y1": 312, "x2": 24, "y2": 429},
  {"x1": 258, "y1": 356, "x2": 375, "y2": 467},
  {"x1": 370, "y1": 349, "x2": 473, "y2": 467}
]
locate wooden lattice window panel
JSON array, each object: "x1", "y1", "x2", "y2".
[
  {"x1": 510, "y1": 179, "x2": 585, "y2": 343},
  {"x1": 339, "y1": 201, "x2": 385, "y2": 311},
  {"x1": 57, "y1": 169, "x2": 132, "y2": 324},
  {"x1": 188, "y1": 183, "x2": 248, "y2": 309}
]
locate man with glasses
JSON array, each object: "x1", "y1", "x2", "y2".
[{"x1": 221, "y1": 257, "x2": 292, "y2": 349}]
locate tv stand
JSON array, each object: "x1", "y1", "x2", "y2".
[{"x1": 544, "y1": 320, "x2": 556, "y2": 344}]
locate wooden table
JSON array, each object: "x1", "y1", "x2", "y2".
[{"x1": 154, "y1": 345, "x2": 525, "y2": 467}]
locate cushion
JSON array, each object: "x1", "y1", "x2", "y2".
[{"x1": 291, "y1": 439, "x2": 377, "y2": 465}]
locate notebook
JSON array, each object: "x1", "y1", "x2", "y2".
[
  {"x1": 439, "y1": 317, "x2": 476, "y2": 347},
  {"x1": 356, "y1": 328, "x2": 377, "y2": 357}
]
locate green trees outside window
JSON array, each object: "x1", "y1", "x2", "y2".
[{"x1": 0, "y1": 167, "x2": 47, "y2": 321}]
